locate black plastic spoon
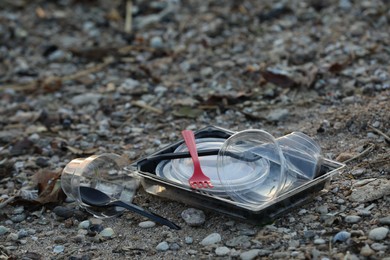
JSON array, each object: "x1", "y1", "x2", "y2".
[{"x1": 79, "y1": 186, "x2": 181, "y2": 230}]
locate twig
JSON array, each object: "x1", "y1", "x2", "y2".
[
  {"x1": 125, "y1": 0, "x2": 132, "y2": 33},
  {"x1": 0, "y1": 195, "x2": 16, "y2": 210},
  {"x1": 132, "y1": 100, "x2": 163, "y2": 114},
  {"x1": 343, "y1": 143, "x2": 375, "y2": 164},
  {"x1": 368, "y1": 125, "x2": 390, "y2": 144},
  {"x1": 1, "y1": 57, "x2": 114, "y2": 92}
]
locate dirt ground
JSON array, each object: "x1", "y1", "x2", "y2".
[{"x1": 0, "y1": 0, "x2": 389, "y2": 259}]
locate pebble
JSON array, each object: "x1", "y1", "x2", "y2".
[
  {"x1": 316, "y1": 205, "x2": 328, "y2": 215},
  {"x1": 240, "y1": 249, "x2": 260, "y2": 260},
  {"x1": 181, "y1": 208, "x2": 205, "y2": 227},
  {"x1": 225, "y1": 235, "x2": 251, "y2": 248},
  {"x1": 78, "y1": 220, "x2": 90, "y2": 229},
  {"x1": 215, "y1": 246, "x2": 230, "y2": 256},
  {"x1": 350, "y1": 179, "x2": 390, "y2": 203},
  {"x1": 156, "y1": 241, "x2": 169, "y2": 251},
  {"x1": 53, "y1": 206, "x2": 74, "y2": 219},
  {"x1": 70, "y1": 93, "x2": 102, "y2": 106},
  {"x1": 150, "y1": 36, "x2": 164, "y2": 49},
  {"x1": 266, "y1": 108, "x2": 289, "y2": 122},
  {"x1": 360, "y1": 244, "x2": 375, "y2": 257},
  {"x1": 53, "y1": 245, "x2": 65, "y2": 253},
  {"x1": 187, "y1": 249, "x2": 198, "y2": 255},
  {"x1": 368, "y1": 227, "x2": 389, "y2": 241},
  {"x1": 99, "y1": 228, "x2": 115, "y2": 238},
  {"x1": 10, "y1": 213, "x2": 26, "y2": 223},
  {"x1": 371, "y1": 243, "x2": 387, "y2": 251},
  {"x1": 169, "y1": 242, "x2": 180, "y2": 251},
  {"x1": 7, "y1": 233, "x2": 19, "y2": 241},
  {"x1": 314, "y1": 238, "x2": 326, "y2": 245},
  {"x1": 0, "y1": 226, "x2": 9, "y2": 236},
  {"x1": 272, "y1": 252, "x2": 290, "y2": 258},
  {"x1": 333, "y1": 231, "x2": 351, "y2": 242},
  {"x1": 200, "y1": 233, "x2": 222, "y2": 246},
  {"x1": 138, "y1": 221, "x2": 156, "y2": 228},
  {"x1": 73, "y1": 234, "x2": 85, "y2": 244},
  {"x1": 345, "y1": 215, "x2": 361, "y2": 224},
  {"x1": 17, "y1": 229, "x2": 28, "y2": 239},
  {"x1": 378, "y1": 216, "x2": 390, "y2": 225},
  {"x1": 185, "y1": 236, "x2": 193, "y2": 244}
]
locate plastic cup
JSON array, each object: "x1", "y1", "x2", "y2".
[
  {"x1": 61, "y1": 153, "x2": 140, "y2": 218},
  {"x1": 216, "y1": 130, "x2": 321, "y2": 206}
]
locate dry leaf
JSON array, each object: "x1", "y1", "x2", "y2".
[
  {"x1": 203, "y1": 91, "x2": 252, "y2": 107},
  {"x1": 66, "y1": 145, "x2": 98, "y2": 155},
  {"x1": 32, "y1": 169, "x2": 66, "y2": 204},
  {"x1": 261, "y1": 69, "x2": 296, "y2": 88}
]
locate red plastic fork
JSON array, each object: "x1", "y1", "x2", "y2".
[{"x1": 181, "y1": 130, "x2": 214, "y2": 189}]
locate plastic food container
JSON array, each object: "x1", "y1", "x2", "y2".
[{"x1": 127, "y1": 126, "x2": 345, "y2": 225}]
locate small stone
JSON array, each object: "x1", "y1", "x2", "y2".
[
  {"x1": 181, "y1": 208, "x2": 206, "y2": 227},
  {"x1": 156, "y1": 241, "x2": 169, "y2": 251},
  {"x1": 371, "y1": 243, "x2": 387, "y2": 251},
  {"x1": 314, "y1": 238, "x2": 326, "y2": 245},
  {"x1": 169, "y1": 242, "x2": 180, "y2": 251},
  {"x1": 368, "y1": 227, "x2": 389, "y2": 241},
  {"x1": 73, "y1": 234, "x2": 85, "y2": 243},
  {"x1": 99, "y1": 228, "x2": 115, "y2": 238},
  {"x1": 200, "y1": 67, "x2": 214, "y2": 77},
  {"x1": 258, "y1": 249, "x2": 272, "y2": 256},
  {"x1": 225, "y1": 235, "x2": 251, "y2": 248},
  {"x1": 378, "y1": 216, "x2": 390, "y2": 225},
  {"x1": 0, "y1": 226, "x2": 9, "y2": 236},
  {"x1": 316, "y1": 205, "x2": 328, "y2": 215},
  {"x1": 215, "y1": 246, "x2": 230, "y2": 256},
  {"x1": 10, "y1": 213, "x2": 26, "y2": 223},
  {"x1": 333, "y1": 231, "x2": 351, "y2": 242},
  {"x1": 78, "y1": 220, "x2": 90, "y2": 229},
  {"x1": 266, "y1": 108, "x2": 289, "y2": 122},
  {"x1": 7, "y1": 233, "x2": 19, "y2": 241},
  {"x1": 150, "y1": 36, "x2": 164, "y2": 49},
  {"x1": 53, "y1": 206, "x2": 74, "y2": 219},
  {"x1": 17, "y1": 229, "x2": 28, "y2": 239},
  {"x1": 350, "y1": 179, "x2": 390, "y2": 203},
  {"x1": 345, "y1": 215, "x2": 361, "y2": 224},
  {"x1": 70, "y1": 93, "x2": 102, "y2": 106},
  {"x1": 138, "y1": 221, "x2": 156, "y2": 228},
  {"x1": 187, "y1": 249, "x2": 198, "y2": 255},
  {"x1": 200, "y1": 233, "x2": 222, "y2": 246},
  {"x1": 185, "y1": 236, "x2": 193, "y2": 244},
  {"x1": 89, "y1": 218, "x2": 103, "y2": 225},
  {"x1": 53, "y1": 245, "x2": 65, "y2": 253},
  {"x1": 272, "y1": 252, "x2": 290, "y2": 258},
  {"x1": 360, "y1": 244, "x2": 374, "y2": 257},
  {"x1": 351, "y1": 168, "x2": 365, "y2": 177},
  {"x1": 304, "y1": 230, "x2": 316, "y2": 239},
  {"x1": 240, "y1": 249, "x2": 260, "y2": 260}
]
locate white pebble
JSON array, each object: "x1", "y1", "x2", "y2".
[
  {"x1": 138, "y1": 221, "x2": 156, "y2": 229},
  {"x1": 99, "y1": 228, "x2": 115, "y2": 238},
  {"x1": 215, "y1": 246, "x2": 230, "y2": 256},
  {"x1": 240, "y1": 249, "x2": 260, "y2": 260},
  {"x1": 156, "y1": 241, "x2": 169, "y2": 251},
  {"x1": 200, "y1": 233, "x2": 222, "y2": 246},
  {"x1": 368, "y1": 227, "x2": 389, "y2": 241},
  {"x1": 78, "y1": 220, "x2": 90, "y2": 229}
]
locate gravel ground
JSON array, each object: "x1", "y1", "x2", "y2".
[{"x1": 0, "y1": 0, "x2": 389, "y2": 259}]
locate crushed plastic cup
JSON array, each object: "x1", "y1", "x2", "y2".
[
  {"x1": 61, "y1": 153, "x2": 140, "y2": 218},
  {"x1": 217, "y1": 130, "x2": 322, "y2": 206}
]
